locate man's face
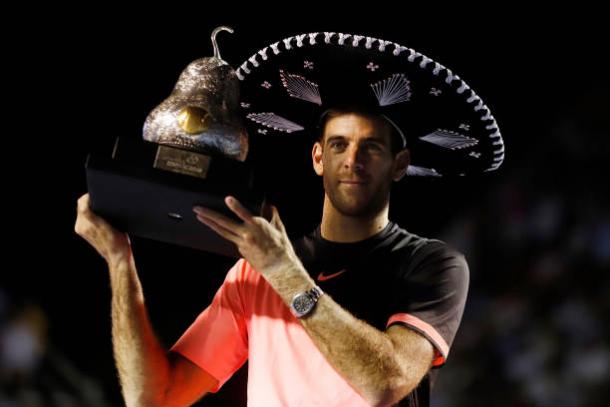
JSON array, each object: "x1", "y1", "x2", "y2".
[{"x1": 312, "y1": 113, "x2": 409, "y2": 218}]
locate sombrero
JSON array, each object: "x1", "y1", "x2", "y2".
[{"x1": 236, "y1": 32, "x2": 504, "y2": 177}]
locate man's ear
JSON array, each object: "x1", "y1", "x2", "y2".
[
  {"x1": 312, "y1": 141, "x2": 324, "y2": 176},
  {"x1": 392, "y1": 148, "x2": 411, "y2": 181}
]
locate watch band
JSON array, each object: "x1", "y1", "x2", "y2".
[
  {"x1": 290, "y1": 285, "x2": 324, "y2": 318},
  {"x1": 306, "y1": 285, "x2": 324, "y2": 301}
]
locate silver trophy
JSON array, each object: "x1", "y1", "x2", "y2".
[
  {"x1": 144, "y1": 26, "x2": 248, "y2": 164},
  {"x1": 86, "y1": 27, "x2": 263, "y2": 257}
]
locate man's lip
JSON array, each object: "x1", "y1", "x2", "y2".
[{"x1": 340, "y1": 180, "x2": 367, "y2": 184}]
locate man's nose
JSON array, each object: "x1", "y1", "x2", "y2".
[{"x1": 344, "y1": 145, "x2": 365, "y2": 170}]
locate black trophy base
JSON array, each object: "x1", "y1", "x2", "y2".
[{"x1": 85, "y1": 137, "x2": 265, "y2": 258}]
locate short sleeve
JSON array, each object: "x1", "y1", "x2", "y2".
[
  {"x1": 170, "y1": 259, "x2": 249, "y2": 392},
  {"x1": 386, "y1": 241, "x2": 469, "y2": 367}
]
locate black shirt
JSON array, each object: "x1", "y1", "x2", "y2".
[{"x1": 291, "y1": 220, "x2": 469, "y2": 406}]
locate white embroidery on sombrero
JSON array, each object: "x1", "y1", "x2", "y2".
[
  {"x1": 459, "y1": 123, "x2": 471, "y2": 131},
  {"x1": 469, "y1": 151, "x2": 482, "y2": 158},
  {"x1": 338, "y1": 33, "x2": 352, "y2": 45},
  {"x1": 393, "y1": 45, "x2": 409, "y2": 56},
  {"x1": 249, "y1": 55, "x2": 259, "y2": 68},
  {"x1": 247, "y1": 113, "x2": 305, "y2": 133},
  {"x1": 324, "y1": 32, "x2": 334, "y2": 44},
  {"x1": 283, "y1": 37, "x2": 293, "y2": 50},
  {"x1": 378, "y1": 40, "x2": 392, "y2": 52},
  {"x1": 352, "y1": 35, "x2": 365, "y2": 47},
  {"x1": 365, "y1": 37, "x2": 375, "y2": 49},
  {"x1": 308, "y1": 33, "x2": 318, "y2": 45},
  {"x1": 279, "y1": 70, "x2": 322, "y2": 105},
  {"x1": 367, "y1": 62, "x2": 379, "y2": 71},
  {"x1": 258, "y1": 48, "x2": 269, "y2": 61},
  {"x1": 419, "y1": 56, "x2": 433, "y2": 68},
  {"x1": 295, "y1": 34, "x2": 307, "y2": 47},
  {"x1": 489, "y1": 130, "x2": 501, "y2": 139},
  {"x1": 407, "y1": 165, "x2": 442, "y2": 177},
  {"x1": 420, "y1": 130, "x2": 479, "y2": 150},
  {"x1": 408, "y1": 51, "x2": 422, "y2": 63},
  {"x1": 371, "y1": 74, "x2": 412, "y2": 106},
  {"x1": 457, "y1": 82, "x2": 470, "y2": 94},
  {"x1": 430, "y1": 88, "x2": 442, "y2": 96},
  {"x1": 433, "y1": 63, "x2": 443, "y2": 76},
  {"x1": 488, "y1": 126, "x2": 505, "y2": 170},
  {"x1": 445, "y1": 70, "x2": 457, "y2": 84},
  {"x1": 270, "y1": 42, "x2": 281, "y2": 55}
]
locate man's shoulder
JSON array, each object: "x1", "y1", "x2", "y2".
[
  {"x1": 386, "y1": 223, "x2": 468, "y2": 278},
  {"x1": 386, "y1": 223, "x2": 458, "y2": 258},
  {"x1": 390, "y1": 221, "x2": 461, "y2": 252}
]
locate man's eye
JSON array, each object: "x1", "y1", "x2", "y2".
[{"x1": 330, "y1": 142, "x2": 346, "y2": 148}]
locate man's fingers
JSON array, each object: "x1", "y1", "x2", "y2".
[
  {"x1": 261, "y1": 201, "x2": 285, "y2": 233},
  {"x1": 193, "y1": 206, "x2": 242, "y2": 234},
  {"x1": 77, "y1": 194, "x2": 90, "y2": 213},
  {"x1": 76, "y1": 193, "x2": 102, "y2": 226},
  {"x1": 271, "y1": 206, "x2": 287, "y2": 235},
  {"x1": 76, "y1": 194, "x2": 95, "y2": 232},
  {"x1": 260, "y1": 199, "x2": 274, "y2": 222},
  {"x1": 196, "y1": 215, "x2": 240, "y2": 243},
  {"x1": 225, "y1": 196, "x2": 254, "y2": 224}
]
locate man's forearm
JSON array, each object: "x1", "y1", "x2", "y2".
[
  {"x1": 109, "y1": 257, "x2": 171, "y2": 407},
  {"x1": 264, "y1": 262, "x2": 420, "y2": 406}
]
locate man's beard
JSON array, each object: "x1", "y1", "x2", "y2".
[{"x1": 324, "y1": 175, "x2": 391, "y2": 219}]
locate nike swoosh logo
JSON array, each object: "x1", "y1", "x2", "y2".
[{"x1": 317, "y1": 268, "x2": 347, "y2": 282}]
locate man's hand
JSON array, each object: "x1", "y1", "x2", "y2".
[
  {"x1": 74, "y1": 193, "x2": 132, "y2": 268},
  {"x1": 193, "y1": 196, "x2": 301, "y2": 278}
]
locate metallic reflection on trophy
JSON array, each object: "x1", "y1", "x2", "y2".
[
  {"x1": 85, "y1": 27, "x2": 263, "y2": 257},
  {"x1": 144, "y1": 26, "x2": 249, "y2": 177}
]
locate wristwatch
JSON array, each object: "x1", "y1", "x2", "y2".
[{"x1": 290, "y1": 286, "x2": 324, "y2": 318}]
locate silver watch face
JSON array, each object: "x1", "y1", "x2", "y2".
[{"x1": 292, "y1": 292, "x2": 315, "y2": 317}]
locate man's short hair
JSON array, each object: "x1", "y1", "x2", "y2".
[{"x1": 316, "y1": 107, "x2": 406, "y2": 155}]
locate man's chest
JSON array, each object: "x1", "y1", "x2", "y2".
[{"x1": 300, "y1": 249, "x2": 407, "y2": 330}]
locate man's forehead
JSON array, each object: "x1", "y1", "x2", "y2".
[
  {"x1": 323, "y1": 113, "x2": 392, "y2": 142},
  {"x1": 325, "y1": 112, "x2": 380, "y2": 125}
]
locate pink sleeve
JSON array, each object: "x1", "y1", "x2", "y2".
[
  {"x1": 170, "y1": 259, "x2": 249, "y2": 392},
  {"x1": 386, "y1": 313, "x2": 449, "y2": 367}
]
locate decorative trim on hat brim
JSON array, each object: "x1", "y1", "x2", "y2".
[{"x1": 237, "y1": 32, "x2": 505, "y2": 176}]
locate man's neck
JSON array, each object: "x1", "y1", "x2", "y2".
[{"x1": 320, "y1": 196, "x2": 389, "y2": 243}]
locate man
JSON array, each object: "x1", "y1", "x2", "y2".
[{"x1": 75, "y1": 31, "x2": 503, "y2": 406}]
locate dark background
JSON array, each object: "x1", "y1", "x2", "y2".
[{"x1": 3, "y1": 7, "x2": 608, "y2": 406}]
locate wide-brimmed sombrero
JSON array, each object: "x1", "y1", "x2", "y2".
[{"x1": 236, "y1": 32, "x2": 504, "y2": 177}]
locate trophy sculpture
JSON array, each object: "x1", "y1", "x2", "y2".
[{"x1": 85, "y1": 27, "x2": 264, "y2": 258}]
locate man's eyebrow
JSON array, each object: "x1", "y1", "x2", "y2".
[
  {"x1": 325, "y1": 135, "x2": 346, "y2": 144},
  {"x1": 325, "y1": 135, "x2": 388, "y2": 144},
  {"x1": 362, "y1": 136, "x2": 388, "y2": 144}
]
